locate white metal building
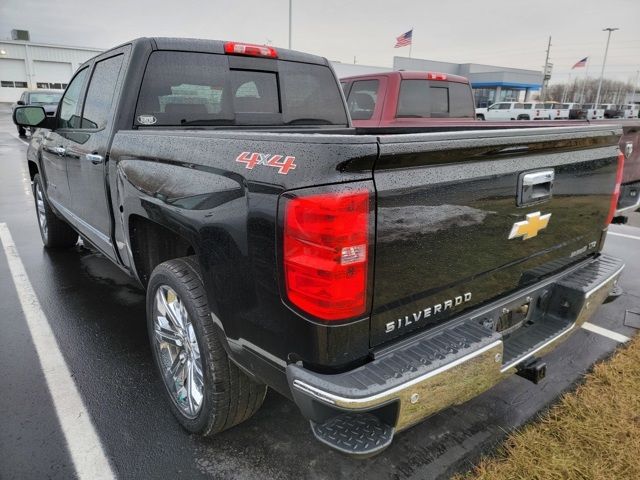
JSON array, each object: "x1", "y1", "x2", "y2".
[{"x1": 0, "y1": 40, "x2": 103, "y2": 103}]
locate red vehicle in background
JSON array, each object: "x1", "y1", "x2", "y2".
[
  {"x1": 340, "y1": 71, "x2": 476, "y2": 127},
  {"x1": 341, "y1": 71, "x2": 640, "y2": 222}
]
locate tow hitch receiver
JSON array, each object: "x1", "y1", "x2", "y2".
[{"x1": 516, "y1": 358, "x2": 547, "y2": 384}]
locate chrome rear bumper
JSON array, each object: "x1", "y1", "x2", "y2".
[{"x1": 288, "y1": 255, "x2": 624, "y2": 447}]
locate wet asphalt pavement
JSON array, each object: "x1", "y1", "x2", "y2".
[{"x1": 1, "y1": 103, "x2": 639, "y2": 480}]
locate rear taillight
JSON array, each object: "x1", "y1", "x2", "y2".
[
  {"x1": 606, "y1": 152, "x2": 625, "y2": 224},
  {"x1": 224, "y1": 41, "x2": 277, "y2": 58},
  {"x1": 283, "y1": 189, "x2": 370, "y2": 321}
]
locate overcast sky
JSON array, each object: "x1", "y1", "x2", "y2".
[{"x1": 1, "y1": 0, "x2": 639, "y2": 84}]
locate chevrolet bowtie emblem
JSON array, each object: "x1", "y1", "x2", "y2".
[{"x1": 508, "y1": 211, "x2": 551, "y2": 240}]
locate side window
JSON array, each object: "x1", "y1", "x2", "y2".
[
  {"x1": 82, "y1": 55, "x2": 124, "y2": 129},
  {"x1": 346, "y1": 79, "x2": 379, "y2": 120},
  {"x1": 498, "y1": 103, "x2": 512, "y2": 110},
  {"x1": 59, "y1": 67, "x2": 89, "y2": 129}
]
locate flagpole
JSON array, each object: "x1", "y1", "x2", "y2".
[
  {"x1": 579, "y1": 59, "x2": 590, "y2": 103},
  {"x1": 409, "y1": 27, "x2": 413, "y2": 58},
  {"x1": 563, "y1": 73, "x2": 571, "y2": 103}
]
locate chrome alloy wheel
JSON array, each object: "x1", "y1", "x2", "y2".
[
  {"x1": 35, "y1": 182, "x2": 48, "y2": 239},
  {"x1": 153, "y1": 285, "x2": 204, "y2": 418}
]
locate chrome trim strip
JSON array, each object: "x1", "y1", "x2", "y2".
[
  {"x1": 49, "y1": 198, "x2": 112, "y2": 246},
  {"x1": 292, "y1": 340, "x2": 503, "y2": 407},
  {"x1": 500, "y1": 324, "x2": 575, "y2": 373}
]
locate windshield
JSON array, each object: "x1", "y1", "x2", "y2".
[
  {"x1": 135, "y1": 51, "x2": 348, "y2": 127},
  {"x1": 29, "y1": 93, "x2": 62, "y2": 105}
]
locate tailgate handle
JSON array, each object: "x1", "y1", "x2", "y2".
[{"x1": 518, "y1": 170, "x2": 554, "y2": 206}]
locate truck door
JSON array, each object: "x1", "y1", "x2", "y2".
[
  {"x1": 65, "y1": 50, "x2": 127, "y2": 260},
  {"x1": 40, "y1": 67, "x2": 90, "y2": 210}
]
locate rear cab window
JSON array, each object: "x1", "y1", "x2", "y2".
[
  {"x1": 135, "y1": 51, "x2": 348, "y2": 127},
  {"x1": 396, "y1": 80, "x2": 474, "y2": 118}
]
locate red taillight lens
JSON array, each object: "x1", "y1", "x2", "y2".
[
  {"x1": 426, "y1": 72, "x2": 447, "y2": 81},
  {"x1": 606, "y1": 152, "x2": 625, "y2": 224},
  {"x1": 224, "y1": 41, "x2": 277, "y2": 58},
  {"x1": 283, "y1": 190, "x2": 370, "y2": 321}
]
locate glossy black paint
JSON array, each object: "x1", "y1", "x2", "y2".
[
  {"x1": 371, "y1": 127, "x2": 621, "y2": 346},
  {"x1": 20, "y1": 37, "x2": 627, "y2": 399}
]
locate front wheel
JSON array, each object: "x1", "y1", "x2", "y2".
[
  {"x1": 147, "y1": 257, "x2": 267, "y2": 436},
  {"x1": 32, "y1": 174, "x2": 78, "y2": 248}
]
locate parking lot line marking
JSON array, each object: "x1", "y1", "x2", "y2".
[
  {"x1": 0, "y1": 223, "x2": 116, "y2": 480},
  {"x1": 582, "y1": 322, "x2": 631, "y2": 343},
  {"x1": 608, "y1": 231, "x2": 640, "y2": 241}
]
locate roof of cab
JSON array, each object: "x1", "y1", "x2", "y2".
[
  {"x1": 341, "y1": 70, "x2": 470, "y2": 84},
  {"x1": 85, "y1": 37, "x2": 330, "y2": 67}
]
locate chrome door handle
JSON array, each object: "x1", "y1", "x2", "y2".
[
  {"x1": 53, "y1": 146, "x2": 66, "y2": 156},
  {"x1": 85, "y1": 153, "x2": 104, "y2": 165}
]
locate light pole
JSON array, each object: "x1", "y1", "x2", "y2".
[
  {"x1": 631, "y1": 70, "x2": 639, "y2": 105},
  {"x1": 288, "y1": 0, "x2": 292, "y2": 49},
  {"x1": 594, "y1": 27, "x2": 619, "y2": 107}
]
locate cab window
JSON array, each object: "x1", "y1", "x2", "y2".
[
  {"x1": 81, "y1": 55, "x2": 124, "y2": 129},
  {"x1": 59, "y1": 67, "x2": 89, "y2": 129},
  {"x1": 346, "y1": 79, "x2": 379, "y2": 120}
]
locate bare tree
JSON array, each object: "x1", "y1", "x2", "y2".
[{"x1": 547, "y1": 78, "x2": 635, "y2": 104}]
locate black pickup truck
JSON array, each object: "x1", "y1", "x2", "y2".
[{"x1": 14, "y1": 37, "x2": 627, "y2": 457}]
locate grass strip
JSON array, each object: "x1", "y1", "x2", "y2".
[{"x1": 456, "y1": 333, "x2": 640, "y2": 480}]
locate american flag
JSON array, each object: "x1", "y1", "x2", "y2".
[
  {"x1": 394, "y1": 29, "x2": 413, "y2": 48},
  {"x1": 572, "y1": 57, "x2": 588, "y2": 69}
]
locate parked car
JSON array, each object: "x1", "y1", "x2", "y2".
[
  {"x1": 13, "y1": 37, "x2": 628, "y2": 457},
  {"x1": 340, "y1": 71, "x2": 475, "y2": 126},
  {"x1": 476, "y1": 101, "x2": 550, "y2": 121},
  {"x1": 548, "y1": 103, "x2": 585, "y2": 120},
  {"x1": 12, "y1": 90, "x2": 62, "y2": 137},
  {"x1": 602, "y1": 104, "x2": 623, "y2": 119},
  {"x1": 583, "y1": 104, "x2": 606, "y2": 120},
  {"x1": 622, "y1": 104, "x2": 639, "y2": 119}
]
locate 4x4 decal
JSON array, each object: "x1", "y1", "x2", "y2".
[{"x1": 235, "y1": 152, "x2": 297, "y2": 175}]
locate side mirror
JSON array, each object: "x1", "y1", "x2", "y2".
[
  {"x1": 17, "y1": 100, "x2": 25, "y2": 106},
  {"x1": 13, "y1": 106, "x2": 53, "y2": 129}
]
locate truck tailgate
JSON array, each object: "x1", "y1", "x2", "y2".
[{"x1": 371, "y1": 126, "x2": 621, "y2": 347}]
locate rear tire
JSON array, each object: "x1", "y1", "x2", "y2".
[
  {"x1": 32, "y1": 174, "x2": 78, "y2": 248},
  {"x1": 147, "y1": 256, "x2": 267, "y2": 436}
]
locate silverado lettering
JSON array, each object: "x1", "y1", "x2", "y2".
[{"x1": 385, "y1": 292, "x2": 473, "y2": 333}]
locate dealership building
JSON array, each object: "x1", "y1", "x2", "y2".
[
  {"x1": 332, "y1": 57, "x2": 543, "y2": 107},
  {"x1": 0, "y1": 31, "x2": 103, "y2": 103}
]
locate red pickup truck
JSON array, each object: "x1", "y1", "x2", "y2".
[
  {"x1": 340, "y1": 71, "x2": 477, "y2": 127},
  {"x1": 341, "y1": 71, "x2": 640, "y2": 221}
]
